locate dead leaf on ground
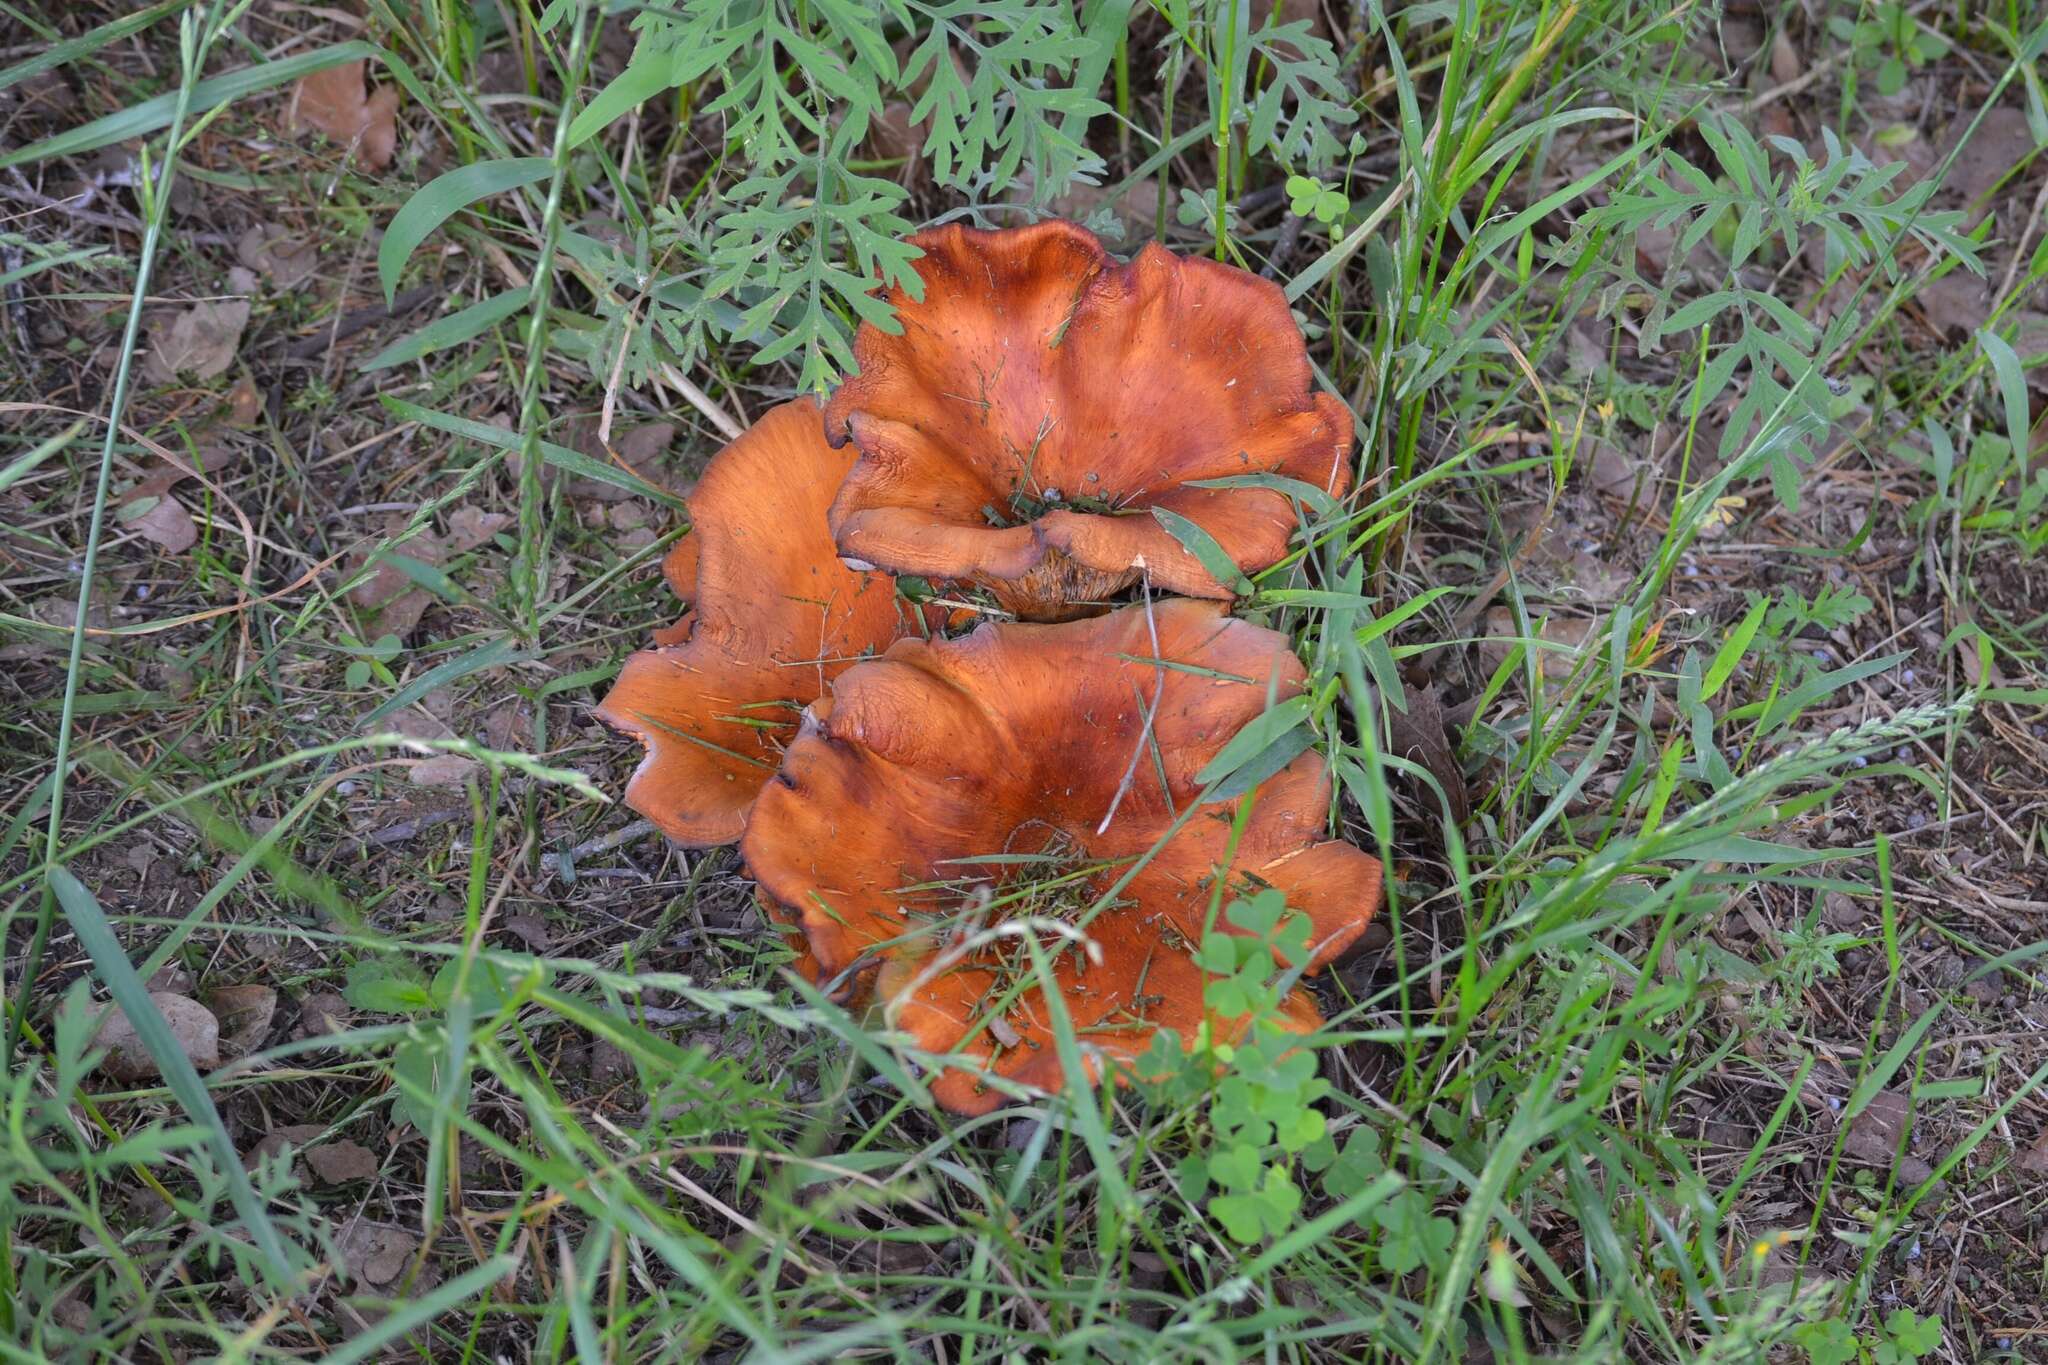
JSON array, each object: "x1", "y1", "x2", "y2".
[
  {"x1": 2021, "y1": 1126, "x2": 2048, "y2": 1176},
  {"x1": 242, "y1": 1123, "x2": 325, "y2": 1173},
  {"x1": 1941, "y1": 106, "x2": 2040, "y2": 218},
  {"x1": 95, "y1": 991, "x2": 220, "y2": 1080},
  {"x1": 337, "y1": 1220, "x2": 420, "y2": 1288},
  {"x1": 1501, "y1": 507, "x2": 1633, "y2": 603},
  {"x1": 350, "y1": 517, "x2": 444, "y2": 637},
  {"x1": 408, "y1": 753, "x2": 481, "y2": 787},
  {"x1": 503, "y1": 912, "x2": 552, "y2": 951},
  {"x1": 483, "y1": 700, "x2": 531, "y2": 749},
  {"x1": 867, "y1": 101, "x2": 929, "y2": 187},
  {"x1": 446, "y1": 506, "x2": 513, "y2": 552},
  {"x1": 117, "y1": 466, "x2": 201, "y2": 553},
  {"x1": 144, "y1": 963, "x2": 195, "y2": 994},
  {"x1": 1478, "y1": 608, "x2": 1596, "y2": 680},
  {"x1": 550, "y1": 418, "x2": 678, "y2": 502},
  {"x1": 1585, "y1": 439, "x2": 1644, "y2": 499},
  {"x1": 1918, "y1": 270, "x2": 1995, "y2": 337},
  {"x1": 1843, "y1": 1088, "x2": 1913, "y2": 1165},
  {"x1": 1768, "y1": 27, "x2": 1800, "y2": 84},
  {"x1": 379, "y1": 706, "x2": 454, "y2": 743},
  {"x1": 305, "y1": 1138, "x2": 379, "y2": 1184},
  {"x1": 287, "y1": 61, "x2": 399, "y2": 171},
  {"x1": 1383, "y1": 679, "x2": 1471, "y2": 825},
  {"x1": 1046, "y1": 176, "x2": 1162, "y2": 244},
  {"x1": 225, "y1": 375, "x2": 263, "y2": 427},
  {"x1": 1840, "y1": 1087, "x2": 1940, "y2": 1187},
  {"x1": 116, "y1": 443, "x2": 244, "y2": 556},
  {"x1": 235, "y1": 223, "x2": 320, "y2": 290},
  {"x1": 143, "y1": 299, "x2": 250, "y2": 383},
  {"x1": 296, "y1": 991, "x2": 351, "y2": 1040},
  {"x1": 204, "y1": 984, "x2": 278, "y2": 1059}
]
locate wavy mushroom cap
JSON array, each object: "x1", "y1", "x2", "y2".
[
  {"x1": 595, "y1": 399, "x2": 927, "y2": 846},
  {"x1": 740, "y1": 599, "x2": 1383, "y2": 1113},
  {"x1": 823, "y1": 220, "x2": 1355, "y2": 620}
]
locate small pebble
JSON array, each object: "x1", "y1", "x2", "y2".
[
  {"x1": 1901, "y1": 668, "x2": 1916, "y2": 685},
  {"x1": 337, "y1": 780, "x2": 358, "y2": 796},
  {"x1": 1907, "y1": 811, "x2": 1928, "y2": 830}
]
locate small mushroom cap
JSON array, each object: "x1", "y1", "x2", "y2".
[
  {"x1": 595, "y1": 399, "x2": 926, "y2": 845},
  {"x1": 741, "y1": 598, "x2": 1383, "y2": 1111},
  {"x1": 824, "y1": 220, "x2": 1354, "y2": 619}
]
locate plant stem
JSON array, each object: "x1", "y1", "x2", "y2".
[
  {"x1": 1214, "y1": 0, "x2": 1240, "y2": 259},
  {"x1": 510, "y1": 2, "x2": 590, "y2": 643},
  {"x1": 5, "y1": 0, "x2": 227, "y2": 1076}
]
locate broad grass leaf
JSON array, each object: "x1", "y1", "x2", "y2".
[
  {"x1": 0, "y1": 41, "x2": 385, "y2": 170},
  {"x1": 1979, "y1": 328, "x2": 2030, "y2": 464},
  {"x1": 379, "y1": 159, "x2": 552, "y2": 304},
  {"x1": 360, "y1": 289, "x2": 528, "y2": 371},
  {"x1": 48, "y1": 867, "x2": 299, "y2": 1286}
]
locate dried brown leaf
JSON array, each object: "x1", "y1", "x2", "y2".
[
  {"x1": 350, "y1": 517, "x2": 444, "y2": 636},
  {"x1": 408, "y1": 754, "x2": 480, "y2": 787},
  {"x1": 296, "y1": 991, "x2": 351, "y2": 1040},
  {"x1": 204, "y1": 984, "x2": 278, "y2": 1059},
  {"x1": 503, "y1": 912, "x2": 551, "y2": 951},
  {"x1": 288, "y1": 61, "x2": 399, "y2": 171},
  {"x1": 445, "y1": 506, "x2": 512, "y2": 552},
  {"x1": 337, "y1": 1220, "x2": 419, "y2": 1288},
  {"x1": 143, "y1": 299, "x2": 250, "y2": 383},
  {"x1": 120, "y1": 484, "x2": 197, "y2": 554},
  {"x1": 1843, "y1": 1088, "x2": 1912, "y2": 1165},
  {"x1": 95, "y1": 991, "x2": 220, "y2": 1080},
  {"x1": 2021, "y1": 1126, "x2": 2048, "y2": 1176},
  {"x1": 1478, "y1": 609, "x2": 1596, "y2": 680},
  {"x1": 242, "y1": 1123, "x2": 325, "y2": 1172},
  {"x1": 305, "y1": 1138, "x2": 379, "y2": 1184},
  {"x1": 1768, "y1": 28, "x2": 1800, "y2": 85},
  {"x1": 235, "y1": 223, "x2": 320, "y2": 290}
]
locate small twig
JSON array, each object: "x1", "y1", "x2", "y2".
[
  {"x1": 539, "y1": 817, "x2": 659, "y2": 881},
  {"x1": 657, "y1": 361, "x2": 745, "y2": 442},
  {"x1": 353, "y1": 805, "x2": 466, "y2": 851},
  {"x1": 1262, "y1": 211, "x2": 1309, "y2": 281},
  {"x1": 1097, "y1": 566, "x2": 1163, "y2": 836}
]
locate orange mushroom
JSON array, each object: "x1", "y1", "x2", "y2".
[
  {"x1": 595, "y1": 399, "x2": 929, "y2": 845},
  {"x1": 740, "y1": 598, "x2": 1383, "y2": 1113},
  {"x1": 823, "y1": 220, "x2": 1355, "y2": 620}
]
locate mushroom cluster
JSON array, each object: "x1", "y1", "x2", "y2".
[{"x1": 599, "y1": 221, "x2": 1382, "y2": 1115}]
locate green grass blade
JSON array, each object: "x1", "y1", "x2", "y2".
[
  {"x1": 359, "y1": 288, "x2": 529, "y2": 371},
  {"x1": 1978, "y1": 327, "x2": 2031, "y2": 462},
  {"x1": 317, "y1": 1255, "x2": 517, "y2": 1365},
  {"x1": 46, "y1": 866, "x2": 299, "y2": 1288},
  {"x1": 0, "y1": 41, "x2": 381, "y2": 170},
  {"x1": 378, "y1": 158, "x2": 553, "y2": 304},
  {"x1": 0, "y1": 0, "x2": 192, "y2": 95},
  {"x1": 360, "y1": 636, "x2": 530, "y2": 729},
  {"x1": 0, "y1": 419, "x2": 87, "y2": 497},
  {"x1": 382, "y1": 395, "x2": 685, "y2": 508}
]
